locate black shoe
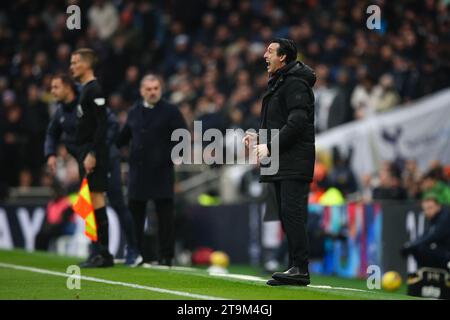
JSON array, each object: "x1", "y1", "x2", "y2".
[
  {"x1": 266, "y1": 279, "x2": 291, "y2": 286},
  {"x1": 272, "y1": 266, "x2": 310, "y2": 286},
  {"x1": 158, "y1": 258, "x2": 173, "y2": 267},
  {"x1": 78, "y1": 254, "x2": 114, "y2": 268}
]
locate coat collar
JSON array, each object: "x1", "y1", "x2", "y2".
[
  {"x1": 268, "y1": 61, "x2": 297, "y2": 86},
  {"x1": 260, "y1": 61, "x2": 300, "y2": 129},
  {"x1": 143, "y1": 100, "x2": 156, "y2": 109},
  {"x1": 263, "y1": 61, "x2": 299, "y2": 100},
  {"x1": 61, "y1": 98, "x2": 78, "y2": 113},
  {"x1": 141, "y1": 98, "x2": 162, "y2": 109}
]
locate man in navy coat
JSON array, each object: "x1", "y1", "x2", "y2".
[
  {"x1": 117, "y1": 74, "x2": 187, "y2": 266},
  {"x1": 401, "y1": 196, "x2": 450, "y2": 269}
]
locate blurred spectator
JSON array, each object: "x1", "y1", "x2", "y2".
[
  {"x1": 328, "y1": 147, "x2": 357, "y2": 197},
  {"x1": 88, "y1": 0, "x2": 119, "y2": 40},
  {"x1": 24, "y1": 83, "x2": 49, "y2": 182},
  {"x1": 373, "y1": 167, "x2": 407, "y2": 201},
  {"x1": 2, "y1": 103, "x2": 28, "y2": 187},
  {"x1": 392, "y1": 55, "x2": 419, "y2": 102},
  {"x1": 164, "y1": 34, "x2": 192, "y2": 76},
  {"x1": 117, "y1": 65, "x2": 140, "y2": 107},
  {"x1": 243, "y1": 99, "x2": 261, "y2": 131},
  {"x1": 402, "y1": 159, "x2": 422, "y2": 200},
  {"x1": 108, "y1": 92, "x2": 126, "y2": 112},
  {"x1": 327, "y1": 69, "x2": 353, "y2": 128},
  {"x1": 17, "y1": 168, "x2": 33, "y2": 193},
  {"x1": 421, "y1": 170, "x2": 450, "y2": 206},
  {"x1": 373, "y1": 74, "x2": 401, "y2": 113},
  {"x1": 54, "y1": 43, "x2": 72, "y2": 72},
  {"x1": 313, "y1": 64, "x2": 336, "y2": 132},
  {"x1": 351, "y1": 76, "x2": 377, "y2": 120}
]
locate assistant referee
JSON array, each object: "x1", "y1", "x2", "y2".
[{"x1": 70, "y1": 48, "x2": 113, "y2": 268}]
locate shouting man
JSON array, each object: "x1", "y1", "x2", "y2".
[{"x1": 244, "y1": 38, "x2": 316, "y2": 286}]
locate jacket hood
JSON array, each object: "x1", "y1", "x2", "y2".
[{"x1": 285, "y1": 61, "x2": 317, "y2": 87}]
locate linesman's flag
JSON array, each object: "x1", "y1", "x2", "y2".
[{"x1": 72, "y1": 178, "x2": 98, "y2": 241}]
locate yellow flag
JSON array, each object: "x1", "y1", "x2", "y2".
[{"x1": 72, "y1": 178, "x2": 98, "y2": 241}]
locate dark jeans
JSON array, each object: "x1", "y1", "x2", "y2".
[
  {"x1": 128, "y1": 198, "x2": 175, "y2": 261},
  {"x1": 273, "y1": 180, "x2": 310, "y2": 271}
]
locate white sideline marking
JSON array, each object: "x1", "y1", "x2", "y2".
[
  {"x1": 307, "y1": 285, "x2": 376, "y2": 293},
  {"x1": 209, "y1": 272, "x2": 376, "y2": 293},
  {"x1": 0, "y1": 262, "x2": 228, "y2": 300},
  {"x1": 141, "y1": 263, "x2": 199, "y2": 272},
  {"x1": 140, "y1": 264, "x2": 377, "y2": 294},
  {"x1": 210, "y1": 273, "x2": 267, "y2": 282},
  {"x1": 108, "y1": 261, "x2": 376, "y2": 294}
]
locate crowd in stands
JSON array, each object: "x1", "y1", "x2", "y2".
[
  {"x1": 0, "y1": 0, "x2": 449, "y2": 201},
  {"x1": 311, "y1": 148, "x2": 450, "y2": 205}
]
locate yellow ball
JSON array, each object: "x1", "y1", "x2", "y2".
[
  {"x1": 382, "y1": 271, "x2": 402, "y2": 292},
  {"x1": 210, "y1": 251, "x2": 230, "y2": 268}
]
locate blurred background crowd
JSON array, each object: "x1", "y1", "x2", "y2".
[
  {"x1": 310, "y1": 148, "x2": 450, "y2": 205},
  {"x1": 0, "y1": 0, "x2": 449, "y2": 201}
]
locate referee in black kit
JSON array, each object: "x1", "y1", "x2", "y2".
[
  {"x1": 44, "y1": 73, "x2": 141, "y2": 266},
  {"x1": 244, "y1": 38, "x2": 316, "y2": 286},
  {"x1": 70, "y1": 48, "x2": 114, "y2": 268}
]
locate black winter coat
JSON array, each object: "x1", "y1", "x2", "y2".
[
  {"x1": 408, "y1": 208, "x2": 450, "y2": 253},
  {"x1": 259, "y1": 61, "x2": 316, "y2": 182},
  {"x1": 44, "y1": 98, "x2": 120, "y2": 161},
  {"x1": 117, "y1": 99, "x2": 187, "y2": 200}
]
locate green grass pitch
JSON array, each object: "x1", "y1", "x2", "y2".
[{"x1": 0, "y1": 249, "x2": 420, "y2": 300}]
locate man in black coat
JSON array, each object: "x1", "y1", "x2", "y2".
[
  {"x1": 117, "y1": 74, "x2": 187, "y2": 266},
  {"x1": 401, "y1": 196, "x2": 450, "y2": 269},
  {"x1": 244, "y1": 38, "x2": 316, "y2": 286}
]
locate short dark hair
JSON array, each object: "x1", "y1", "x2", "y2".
[
  {"x1": 72, "y1": 48, "x2": 98, "y2": 69},
  {"x1": 271, "y1": 38, "x2": 298, "y2": 64},
  {"x1": 423, "y1": 167, "x2": 443, "y2": 181},
  {"x1": 52, "y1": 73, "x2": 77, "y2": 93}
]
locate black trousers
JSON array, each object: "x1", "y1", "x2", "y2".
[
  {"x1": 128, "y1": 198, "x2": 175, "y2": 260},
  {"x1": 413, "y1": 244, "x2": 450, "y2": 269},
  {"x1": 273, "y1": 180, "x2": 310, "y2": 270},
  {"x1": 107, "y1": 154, "x2": 138, "y2": 251},
  {"x1": 87, "y1": 153, "x2": 139, "y2": 257}
]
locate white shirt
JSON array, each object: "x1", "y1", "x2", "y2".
[{"x1": 143, "y1": 101, "x2": 155, "y2": 109}]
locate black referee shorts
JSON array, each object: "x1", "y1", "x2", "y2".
[{"x1": 77, "y1": 145, "x2": 108, "y2": 193}]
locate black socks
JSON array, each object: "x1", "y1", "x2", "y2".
[{"x1": 94, "y1": 206, "x2": 110, "y2": 257}]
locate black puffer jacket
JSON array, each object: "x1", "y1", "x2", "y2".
[{"x1": 259, "y1": 61, "x2": 316, "y2": 182}]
